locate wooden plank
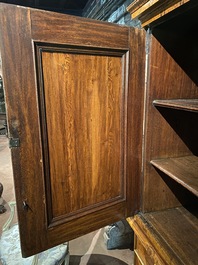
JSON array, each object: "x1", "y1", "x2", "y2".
[
  {"x1": 128, "y1": 207, "x2": 198, "y2": 265},
  {"x1": 31, "y1": 7, "x2": 129, "y2": 49},
  {"x1": 127, "y1": 0, "x2": 190, "y2": 27},
  {"x1": 153, "y1": 99, "x2": 198, "y2": 112},
  {"x1": 0, "y1": 3, "x2": 47, "y2": 257},
  {"x1": 127, "y1": 0, "x2": 157, "y2": 14},
  {"x1": 145, "y1": 208, "x2": 198, "y2": 265},
  {"x1": 140, "y1": 0, "x2": 190, "y2": 27},
  {"x1": 151, "y1": 156, "x2": 198, "y2": 196},
  {"x1": 128, "y1": 0, "x2": 160, "y2": 18}
]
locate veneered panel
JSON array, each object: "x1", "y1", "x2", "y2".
[{"x1": 38, "y1": 46, "x2": 127, "y2": 225}]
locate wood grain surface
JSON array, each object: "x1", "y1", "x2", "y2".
[
  {"x1": 128, "y1": 207, "x2": 198, "y2": 265},
  {"x1": 142, "y1": 33, "x2": 198, "y2": 212},
  {"x1": 151, "y1": 156, "x2": 198, "y2": 196},
  {"x1": 0, "y1": 3, "x2": 145, "y2": 257},
  {"x1": 41, "y1": 50, "x2": 124, "y2": 220}
]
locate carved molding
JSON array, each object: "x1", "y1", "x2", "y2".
[{"x1": 127, "y1": 0, "x2": 190, "y2": 27}]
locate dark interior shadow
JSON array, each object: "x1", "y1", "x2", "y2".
[
  {"x1": 153, "y1": 167, "x2": 198, "y2": 217},
  {"x1": 156, "y1": 106, "x2": 198, "y2": 156},
  {"x1": 152, "y1": 4, "x2": 198, "y2": 86},
  {"x1": 69, "y1": 254, "x2": 129, "y2": 265}
]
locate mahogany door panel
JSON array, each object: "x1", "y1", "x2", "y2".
[{"x1": 0, "y1": 3, "x2": 145, "y2": 257}]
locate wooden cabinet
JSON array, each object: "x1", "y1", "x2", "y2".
[
  {"x1": 127, "y1": 1, "x2": 198, "y2": 264},
  {"x1": 129, "y1": 208, "x2": 198, "y2": 265},
  {"x1": 0, "y1": 1, "x2": 197, "y2": 263}
]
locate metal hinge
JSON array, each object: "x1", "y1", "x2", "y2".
[{"x1": 9, "y1": 138, "x2": 20, "y2": 148}]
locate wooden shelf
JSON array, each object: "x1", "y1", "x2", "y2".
[
  {"x1": 153, "y1": 99, "x2": 198, "y2": 112},
  {"x1": 128, "y1": 207, "x2": 198, "y2": 265},
  {"x1": 151, "y1": 156, "x2": 198, "y2": 197}
]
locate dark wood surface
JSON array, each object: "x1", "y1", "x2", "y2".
[
  {"x1": 127, "y1": 0, "x2": 192, "y2": 27},
  {"x1": 151, "y1": 156, "x2": 198, "y2": 196},
  {"x1": 0, "y1": 3, "x2": 145, "y2": 257},
  {"x1": 128, "y1": 2, "x2": 198, "y2": 265},
  {"x1": 153, "y1": 99, "x2": 198, "y2": 112},
  {"x1": 126, "y1": 27, "x2": 146, "y2": 217},
  {"x1": 145, "y1": 207, "x2": 198, "y2": 265},
  {"x1": 142, "y1": 33, "x2": 198, "y2": 212},
  {"x1": 31, "y1": 9, "x2": 129, "y2": 49},
  {"x1": 129, "y1": 207, "x2": 198, "y2": 265}
]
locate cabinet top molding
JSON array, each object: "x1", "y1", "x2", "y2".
[{"x1": 127, "y1": 0, "x2": 190, "y2": 27}]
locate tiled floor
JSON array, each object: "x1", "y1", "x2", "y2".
[{"x1": 0, "y1": 135, "x2": 134, "y2": 264}]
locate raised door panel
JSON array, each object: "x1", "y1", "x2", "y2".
[
  {"x1": 0, "y1": 3, "x2": 145, "y2": 257},
  {"x1": 36, "y1": 44, "x2": 127, "y2": 227}
]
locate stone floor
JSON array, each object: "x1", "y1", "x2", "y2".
[{"x1": 0, "y1": 135, "x2": 134, "y2": 265}]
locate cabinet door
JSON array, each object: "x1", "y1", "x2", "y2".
[{"x1": 0, "y1": 3, "x2": 145, "y2": 257}]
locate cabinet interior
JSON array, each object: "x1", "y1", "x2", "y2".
[{"x1": 133, "y1": 3, "x2": 198, "y2": 264}]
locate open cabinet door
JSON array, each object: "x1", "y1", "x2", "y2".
[{"x1": 0, "y1": 3, "x2": 145, "y2": 257}]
